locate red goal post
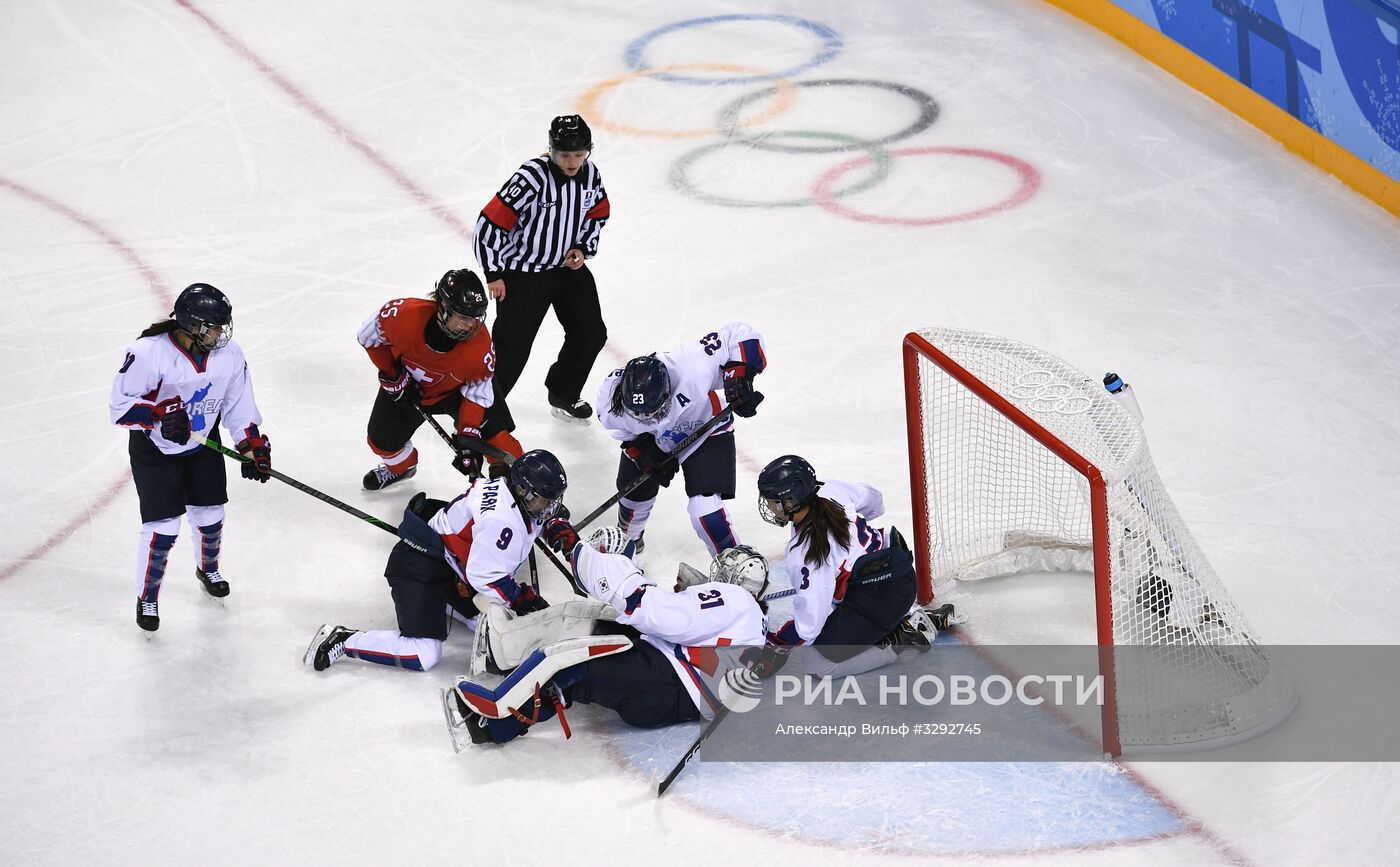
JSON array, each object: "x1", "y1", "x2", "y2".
[{"x1": 902, "y1": 329, "x2": 1294, "y2": 755}]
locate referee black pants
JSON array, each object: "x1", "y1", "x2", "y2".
[{"x1": 490, "y1": 265, "x2": 607, "y2": 428}]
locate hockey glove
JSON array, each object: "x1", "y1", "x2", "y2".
[
  {"x1": 722, "y1": 362, "x2": 764, "y2": 418},
  {"x1": 509, "y1": 585, "x2": 549, "y2": 616},
  {"x1": 452, "y1": 429, "x2": 485, "y2": 478},
  {"x1": 378, "y1": 366, "x2": 417, "y2": 403},
  {"x1": 236, "y1": 426, "x2": 272, "y2": 483},
  {"x1": 751, "y1": 644, "x2": 791, "y2": 680},
  {"x1": 542, "y1": 514, "x2": 580, "y2": 554},
  {"x1": 152, "y1": 397, "x2": 191, "y2": 445},
  {"x1": 623, "y1": 434, "x2": 677, "y2": 487}
]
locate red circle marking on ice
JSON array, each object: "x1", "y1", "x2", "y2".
[{"x1": 812, "y1": 146, "x2": 1041, "y2": 226}]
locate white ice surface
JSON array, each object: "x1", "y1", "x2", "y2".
[{"x1": 2, "y1": 1, "x2": 1397, "y2": 865}]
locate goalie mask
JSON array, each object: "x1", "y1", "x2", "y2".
[
  {"x1": 585, "y1": 526, "x2": 629, "y2": 556},
  {"x1": 710, "y1": 545, "x2": 770, "y2": 597}
]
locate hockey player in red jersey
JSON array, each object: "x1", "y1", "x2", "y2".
[{"x1": 357, "y1": 268, "x2": 523, "y2": 490}]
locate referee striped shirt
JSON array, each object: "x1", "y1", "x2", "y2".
[{"x1": 474, "y1": 156, "x2": 610, "y2": 280}]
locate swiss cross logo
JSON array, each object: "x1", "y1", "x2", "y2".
[{"x1": 404, "y1": 363, "x2": 444, "y2": 385}]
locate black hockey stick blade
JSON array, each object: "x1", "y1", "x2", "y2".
[
  {"x1": 194, "y1": 434, "x2": 398, "y2": 536},
  {"x1": 657, "y1": 708, "x2": 730, "y2": 797},
  {"x1": 577, "y1": 406, "x2": 736, "y2": 533}
]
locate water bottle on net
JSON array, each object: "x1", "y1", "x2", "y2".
[{"x1": 1103, "y1": 371, "x2": 1144, "y2": 423}]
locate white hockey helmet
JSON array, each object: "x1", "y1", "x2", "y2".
[
  {"x1": 709, "y1": 545, "x2": 769, "y2": 597},
  {"x1": 585, "y1": 526, "x2": 630, "y2": 556}
]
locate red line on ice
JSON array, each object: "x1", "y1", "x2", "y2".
[{"x1": 0, "y1": 176, "x2": 173, "y2": 581}]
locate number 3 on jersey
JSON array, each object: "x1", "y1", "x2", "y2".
[{"x1": 697, "y1": 589, "x2": 725, "y2": 610}]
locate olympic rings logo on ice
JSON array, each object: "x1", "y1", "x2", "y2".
[
  {"x1": 1008, "y1": 371, "x2": 1094, "y2": 416},
  {"x1": 577, "y1": 14, "x2": 1042, "y2": 226}
]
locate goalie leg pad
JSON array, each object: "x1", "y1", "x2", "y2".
[
  {"x1": 474, "y1": 599, "x2": 620, "y2": 675},
  {"x1": 455, "y1": 635, "x2": 633, "y2": 719}
]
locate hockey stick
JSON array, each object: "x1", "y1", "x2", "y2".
[
  {"x1": 194, "y1": 434, "x2": 398, "y2": 536},
  {"x1": 415, "y1": 406, "x2": 518, "y2": 469},
  {"x1": 415, "y1": 408, "x2": 582, "y2": 598},
  {"x1": 658, "y1": 707, "x2": 730, "y2": 796},
  {"x1": 575, "y1": 405, "x2": 737, "y2": 533}
]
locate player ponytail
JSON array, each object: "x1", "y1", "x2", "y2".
[
  {"x1": 796, "y1": 495, "x2": 852, "y2": 568},
  {"x1": 138, "y1": 318, "x2": 181, "y2": 339}
]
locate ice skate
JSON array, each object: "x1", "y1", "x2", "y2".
[
  {"x1": 195, "y1": 568, "x2": 230, "y2": 599},
  {"x1": 362, "y1": 463, "x2": 417, "y2": 491},
  {"x1": 303, "y1": 623, "x2": 358, "y2": 671},
  {"x1": 880, "y1": 608, "x2": 934, "y2": 653},
  {"x1": 549, "y1": 395, "x2": 592, "y2": 426},
  {"x1": 136, "y1": 598, "x2": 160, "y2": 633}
]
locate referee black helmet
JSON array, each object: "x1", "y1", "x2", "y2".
[{"x1": 549, "y1": 115, "x2": 592, "y2": 152}]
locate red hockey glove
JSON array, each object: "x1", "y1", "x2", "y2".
[
  {"x1": 722, "y1": 362, "x2": 763, "y2": 418},
  {"x1": 510, "y1": 585, "x2": 549, "y2": 616},
  {"x1": 152, "y1": 397, "x2": 191, "y2": 444},
  {"x1": 751, "y1": 644, "x2": 791, "y2": 680},
  {"x1": 542, "y1": 515, "x2": 580, "y2": 554},
  {"x1": 236, "y1": 425, "x2": 271, "y2": 483}
]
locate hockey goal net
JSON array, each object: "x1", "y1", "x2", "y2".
[{"x1": 903, "y1": 328, "x2": 1293, "y2": 755}]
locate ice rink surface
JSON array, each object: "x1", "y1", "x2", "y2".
[{"x1": 2, "y1": 1, "x2": 1398, "y2": 864}]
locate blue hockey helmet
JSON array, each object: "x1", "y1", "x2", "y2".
[
  {"x1": 548, "y1": 115, "x2": 593, "y2": 153},
  {"x1": 509, "y1": 449, "x2": 568, "y2": 520},
  {"x1": 617, "y1": 354, "x2": 671, "y2": 423},
  {"x1": 757, "y1": 455, "x2": 822, "y2": 527},
  {"x1": 173, "y1": 283, "x2": 233, "y2": 351}
]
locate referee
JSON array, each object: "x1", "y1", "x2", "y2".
[{"x1": 474, "y1": 115, "x2": 610, "y2": 429}]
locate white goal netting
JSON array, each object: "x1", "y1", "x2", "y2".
[{"x1": 905, "y1": 328, "x2": 1294, "y2": 752}]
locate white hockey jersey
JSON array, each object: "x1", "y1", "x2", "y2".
[
  {"x1": 429, "y1": 476, "x2": 541, "y2": 607},
  {"x1": 110, "y1": 332, "x2": 263, "y2": 455},
  {"x1": 572, "y1": 544, "x2": 766, "y2": 719},
  {"x1": 596, "y1": 322, "x2": 767, "y2": 462},
  {"x1": 773, "y1": 479, "x2": 888, "y2": 646}
]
